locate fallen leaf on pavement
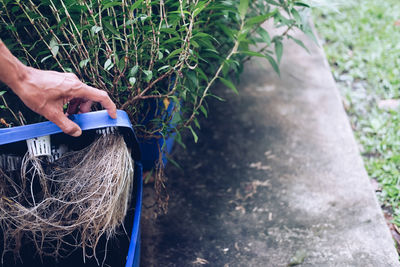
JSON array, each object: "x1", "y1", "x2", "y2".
[{"x1": 192, "y1": 258, "x2": 209, "y2": 265}]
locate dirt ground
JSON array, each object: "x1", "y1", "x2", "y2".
[{"x1": 140, "y1": 30, "x2": 399, "y2": 267}]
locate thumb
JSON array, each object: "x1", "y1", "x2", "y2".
[{"x1": 47, "y1": 111, "x2": 82, "y2": 137}]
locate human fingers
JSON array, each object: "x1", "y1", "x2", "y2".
[
  {"x1": 78, "y1": 99, "x2": 93, "y2": 113},
  {"x1": 66, "y1": 98, "x2": 82, "y2": 115},
  {"x1": 46, "y1": 110, "x2": 82, "y2": 137},
  {"x1": 65, "y1": 98, "x2": 93, "y2": 115},
  {"x1": 73, "y1": 84, "x2": 117, "y2": 119}
]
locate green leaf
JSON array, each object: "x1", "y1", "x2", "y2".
[
  {"x1": 239, "y1": 50, "x2": 265, "y2": 58},
  {"x1": 188, "y1": 126, "x2": 198, "y2": 143},
  {"x1": 41, "y1": 55, "x2": 52, "y2": 63},
  {"x1": 239, "y1": 0, "x2": 249, "y2": 20},
  {"x1": 158, "y1": 65, "x2": 170, "y2": 72},
  {"x1": 103, "y1": 20, "x2": 120, "y2": 37},
  {"x1": 130, "y1": 0, "x2": 144, "y2": 11},
  {"x1": 194, "y1": 118, "x2": 201, "y2": 129},
  {"x1": 174, "y1": 131, "x2": 187, "y2": 149},
  {"x1": 370, "y1": 118, "x2": 382, "y2": 131},
  {"x1": 118, "y1": 57, "x2": 125, "y2": 71},
  {"x1": 265, "y1": 0, "x2": 280, "y2": 5},
  {"x1": 294, "y1": 2, "x2": 310, "y2": 7},
  {"x1": 50, "y1": 38, "x2": 59, "y2": 57},
  {"x1": 192, "y1": 32, "x2": 219, "y2": 44},
  {"x1": 160, "y1": 28, "x2": 177, "y2": 34},
  {"x1": 91, "y1": 25, "x2": 103, "y2": 35},
  {"x1": 245, "y1": 13, "x2": 274, "y2": 27},
  {"x1": 79, "y1": 59, "x2": 90, "y2": 68},
  {"x1": 139, "y1": 14, "x2": 148, "y2": 22},
  {"x1": 129, "y1": 77, "x2": 136, "y2": 86},
  {"x1": 274, "y1": 38, "x2": 283, "y2": 63},
  {"x1": 187, "y1": 71, "x2": 199, "y2": 87},
  {"x1": 129, "y1": 65, "x2": 139, "y2": 77},
  {"x1": 0, "y1": 91, "x2": 6, "y2": 97},
  {"x1": 166, "y1": 48, "x2": 183, "y2": 60},
  {"x1": 165, "y1": 155, "x2": 182, "y2": 169},
  {"x1": 303, "y1": 27, "x2": 319, "y2": 45},
  {"x1": 209, "y1": 94, "x2": 226, "y2": 101},
  {"x1": 219, "y1": 77, "x2": 238, "y2": 94},
  {"x1": 158, "y1": 51, "x2": 164, "y2": 60},
  {"x1": 265, "y1": 54, "x2": 280, "y2": 76},
  {"x1": 200, "y1": 105, "x2": 208, "y2": 118},
  {"x1": 143, "y1": 70, "x2": 153, "y2": 82},
  {"x1": 104, "y1": 58, "x2": 114, "y2": 71},
  {"x1": 163, "y1": 37, "x2": 181, "y2": 45},
  {"x1": 102, "y1": 1, "x2": 122, "y2": 9},
  {"x1": 275, "y1": 11, "x2": 294, "y2": 25},
  {"x1": 143, "y1": 169, "x2": 154, "y2": 183},
  {"x1": 257, "y1": 27, "x2": 271, "y2": 45},
  {"x1": 291, "y1": 8, "x2": 302, "y2": 25},
  {"x1": 195, "y1": 67, "x2": 209, "y2": 83},
  {"x1": 288, "y1": 35, "x2": 309, "y2": 53},
  {"x1": 193, "y1": 1, "x2": 206, "y2": 17},
  {"x1": 215, "y1": 23, "x2": 235, "y2": 38}
]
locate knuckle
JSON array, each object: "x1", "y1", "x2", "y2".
[
  {"x1": 66, "y1": 72, "x2": 79, "y2": 80},
  {"x1": 68, "y1": 81, "x2": 84, "y2": 95},
  {"x1": 72, "y1": 80, "x2": 83, "y2": 89}
]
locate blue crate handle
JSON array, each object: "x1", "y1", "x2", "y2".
[{"x1": 0, "y1": 110, "x2": 141, "y2": 160}]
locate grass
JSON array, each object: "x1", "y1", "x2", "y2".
[{"x1": 313, "y1": 0, "x2": 400, "y2": 227}]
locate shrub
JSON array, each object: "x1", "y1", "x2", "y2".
[{"x1": 0, "y1": 0, "x2": 314, "y2": 142}]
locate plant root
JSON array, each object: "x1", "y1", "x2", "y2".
[{"x1": 0, "y1": 133, "x2": 134, "y2": 264}]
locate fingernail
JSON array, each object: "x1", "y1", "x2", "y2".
[
  {"x1": 72, "y1": 129, "x2": 82, "y2": 137},
  {"x1": 110, "y1": 111, "x2": 117, "y2": 119}
]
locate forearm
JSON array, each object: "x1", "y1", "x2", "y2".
[{"x1": 0, "y1": 39, "x2": 30, "y2": 95}]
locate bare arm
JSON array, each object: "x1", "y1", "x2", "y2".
[{"x1": 0, "y1": 40, "x2": 116, "y2": 136}]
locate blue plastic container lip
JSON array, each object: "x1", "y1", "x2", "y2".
[
  {"x1": 0, "y1": 110, "x2": 141, "y2": 161},
  {"x1": 0, "y1": 109, "x2": 142, "y2": 267},
  {"x1": 126, "y1": 162, "x2": 142, "y2": 267}
]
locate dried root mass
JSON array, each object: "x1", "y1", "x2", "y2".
[{"x1": 0, "y1": 134, "x2": 134, "y2": 263}]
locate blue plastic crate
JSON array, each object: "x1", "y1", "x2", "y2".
[
  {"x1": 0, "y1": 110, "x2": 142, "y2": 267},
  {"x1": 137, "y1": 98, "x2": 178, "y2": 171}
]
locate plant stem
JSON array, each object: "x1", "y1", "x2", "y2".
[{"x1": 1, "y1": 96, "x2": 21, "y2": 126}]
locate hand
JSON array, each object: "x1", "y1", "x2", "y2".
[
  {"x1": 0, "y1": 39, "x2": 116, "y2": 136},
  {"x1": 14, "y1": 67, "x2": 117, "y2": 137}
]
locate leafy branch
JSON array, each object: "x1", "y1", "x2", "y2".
[{"x1": 0, "y1": 0, "x2": 315, "y2": 142}]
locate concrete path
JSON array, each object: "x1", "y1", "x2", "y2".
[{"x1": 140, "y1": 29, "x2": 399, "y2": 267}]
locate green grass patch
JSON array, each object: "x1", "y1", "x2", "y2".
[{"x1": 313, "y1": 0, "x2": 400, "y2": 224}]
